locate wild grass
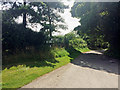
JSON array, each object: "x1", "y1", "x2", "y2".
[
  {"x1": 75, "y1": 47, "x2": 90, "y2": 53},
  {"x1": 2, "y1": 56, "x2": 71, "y2": 88},
  {"x1": 2, "y1": 46, "x2": 84, "y2": 88}
]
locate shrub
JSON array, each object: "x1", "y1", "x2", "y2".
[{"x1": 69, "y1": 38, "x2": 88, "y2": 50}]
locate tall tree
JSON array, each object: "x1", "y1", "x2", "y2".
[
  {"x1": 45, "y1": 2, "x2": 68, "y2": 38},
  {"x1": 29, "y1": 2, "x2": 68, "y2": 39},
  {"x1": 2, "y1": 1, "x2": 68, "y2": 54},
  {"x1": 71, "y1": 2, "x2": 120, "y2": 53}
]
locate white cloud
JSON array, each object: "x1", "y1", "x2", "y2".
[{"x1": 53, "y1": 0, "x2": 80, "y2": 36}]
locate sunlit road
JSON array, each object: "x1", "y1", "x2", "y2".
[{"x1": 21, "y1": 51, "x2": 118, "y2": 88}]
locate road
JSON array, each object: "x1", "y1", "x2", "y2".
[{"x1": 21, "y1": 50, "x2": 118, "y2": 88}]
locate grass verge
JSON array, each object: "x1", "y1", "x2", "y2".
[
  {"x1": 2, "y1": 47, "x2": 90, "y2": 88},
  {"x1": 2, "y1": 56, "x2": 71, "y2": 88},
  {"x1": 76, "y1": 47, "x2": 90, "y2": 53}
]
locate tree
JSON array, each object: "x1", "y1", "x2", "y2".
[
  {"x1": 71, "y1": 2, "x2": 120, "y2": 52},
  {"x1": 2, "y1": 1, "x2": 68, "y2": 54},
  {"x1": 23, "y1": 0, "x2": 27, "y2": 28}
]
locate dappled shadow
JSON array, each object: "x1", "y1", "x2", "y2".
[
  {"x1": 71, "y1": 51, "x2": 119, "y2": 75},
  {"x1": 2, "y1": 45, "x2": 61, "y2": 70},
  {"x1": 3, "y1": 55, "x2": 59, "y2": 69},
  {"x1": 2, "y1": 58, "x2": 59, "y2": 70}
]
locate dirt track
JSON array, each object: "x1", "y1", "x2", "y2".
[{"x1": 21, "y1": 50, "x2": 118, "y2": 88}]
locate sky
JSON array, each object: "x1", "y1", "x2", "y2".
[{"x1": 53, "y1": 0, "x2": 80, "y2": 36}]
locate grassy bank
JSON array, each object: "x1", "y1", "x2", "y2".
[
  {"x1": 2, "y1": 47, "x2": 90, "y2": 88},
  {"x1": 76, "y1": 48, "x2": 90, "y2": 53}
]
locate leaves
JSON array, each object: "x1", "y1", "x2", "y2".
[{"x1": 71, "y1": 2, "x2": 120, "y2": 50}]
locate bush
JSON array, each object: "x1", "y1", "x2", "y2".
[
  {"x1": 51, "y1": 47, "x2": 69, "y2": 58},
  {"x1": 2, "y1": 23, "x2": 47, "y2": 55},
  {"x1": 3, "y1": 46, "x2": 71, "y2": 65},
  {"x1": 69, "y1": 38, "x2": 88, "y2": 50}
]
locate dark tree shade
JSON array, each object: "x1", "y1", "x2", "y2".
[{"x1": 71, "y1": 2, "x2": 120, "y2": 55}]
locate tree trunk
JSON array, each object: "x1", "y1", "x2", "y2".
[
  {"x1": 23, "y1": 0, "x2": 26, "y2": 28},
  {"x1": 48, "y1": 5, "x2": 52, "y2": 47},
  {"x1": 48, "y1": 6, "x2": 52, "y2": 38}
]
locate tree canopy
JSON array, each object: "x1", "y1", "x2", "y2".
[
  {"x1": 2, "y1": 1, "x2": 68, "y2": 54},
  {"x1": 71, "y1": 2, "x2": 120, "y2": 56}
]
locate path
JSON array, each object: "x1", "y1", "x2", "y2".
[{"x1": 21, "y1": 50, "x2": 118, "y2": 88}]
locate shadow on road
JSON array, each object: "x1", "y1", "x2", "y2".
[{"x1": 71, "y1": 51, "x2": 119, "y2": 75}]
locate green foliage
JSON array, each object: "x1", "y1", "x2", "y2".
[
  {"x1": 64, "y1": 32, "x2": 76, "y2": 40},
  {"x1": 51, "y1": 47, "x2": 69, "y2": 58},
  {"x1": 2, "y1": 1, "x2": 68, "y2": 56},
  {"x1": 71, "y1": 2, "x2": 120, "y2": 56},
  {"x1": 53, "y1": 35, "x2": 64, "y2": 47},
  {"x1": 69, "y1": 38, "x2": 87, "y2": 49},
  {"x1": 99, "y1": 11, "x2": 109, "y2": 16},
  {"x1": 28, "y1": 2, "x2": 68, "y2": 37},
  {"x1": 3, "y1": 45, "x2": 51, "y2": 65},
  {"x1": 63, "y1": 32, "x2": 89, "y2": 52},
  {"x1": 64, "y1": 32, "x2": 76, "y2": 47},
  {"x1": 2, "y1": 23, "x2": 46, "y2": 56}
]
